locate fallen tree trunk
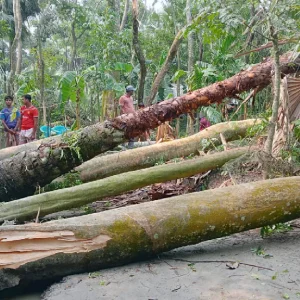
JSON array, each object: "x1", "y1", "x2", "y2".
[
  {"x1": 0, "y1": 147, "x2": 249, "y2": 223},
  {"x1": 78, "y1": 119, "x2": 259, "y2": 182},
  {"x1": 0, "y1": 176, "x2": 300, "y2": 291},
  {"x1": 0, "y1": 52, "x2": 299, "y2": 201}
]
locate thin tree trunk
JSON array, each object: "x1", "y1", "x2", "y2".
[
  {"x1": 120, "y1": 0, "x2": 130, "y2": 30},
  {"x1": 0, "y1": 53, "x2": 298, "y2": 201},
  {"x1": 0, "y1": 147, "x2": 249, "y2": 223},
  {"x1": 70, "y1": 21, "x2": 77, "y2": 70},
  {"x1": 8, "y1": 0, "x2": 22, "y2": 93},
  {"x1": 146, "y1": 26, "x2": 184, "y2": 105},
  {"x1": 132, "y1": 0, "x2": 147, "y2": 104},
  {"x1": 77, "y1": 119, "x2": 259, "y2": 183},
  {"x1": 1, "y1": 176, "x2": 300, "y2": 291},
  {"x1": 38, "y1": 39, "x2": 46, "y2": 124},
  {"x1": 264, "y1": 25, "x2": 281, "y2": 155},
  {"x1": 186, "y1": 0, "x2": 195, "y2": 136},
  {"x1": 76, "y1": 88, "x2": 81, "y2": 129}
]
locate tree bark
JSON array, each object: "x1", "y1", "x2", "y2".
[
  {"x1": 132, "y1": 0, "x2": 147, "y2": 104},
  {"x1": 77, "y1": 119, "x2": 259, "y2": 182},
  {"x1": 186, "y1": 0, "x2": 195, "y2": 135},
  {"x1": 264, "y1": 25, "x2": 281, "y2": 156},
  {"x1": 0, "y1": 52, "x2": 298, "y2": 201},
  {"x1": 0, "y1": 147, "x2": 249, "y2": 223},
  {"x1": 37, "y1": 38, "x2": 46, "y2": 124},
  {"x1": 8, "y1": 0, "x2": 22, "y2": 93},
  {"x1": 0, "y1": 176, "x2": 300, "y2": 291}
]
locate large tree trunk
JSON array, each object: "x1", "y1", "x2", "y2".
[
  {"x1": 0, "y1": 147, "x2": 248, "y2": 223},
  {"x1": 78, "y1": 119, "x2": 259, "y2": 182},
  {"x1": 0, "y1": 176, "x2": 300, "y2": 291},
  {"x1": 0, "y1": 53, "x2": 298, "y2": 201},
  {"x1": 132, "y1": 0, "x2": 147, "y2": 104}
]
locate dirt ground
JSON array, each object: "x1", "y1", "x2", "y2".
[{"x1": 41, "y1": 221, "x2": 300, "y2": 300}]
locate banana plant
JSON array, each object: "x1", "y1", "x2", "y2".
[{"x1": 58, "y1": 70, "x2": 87, "y2": 129}]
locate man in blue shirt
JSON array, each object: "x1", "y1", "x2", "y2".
[{"x1": 0, "y1": 95, "x2": 21, "y2": 147}]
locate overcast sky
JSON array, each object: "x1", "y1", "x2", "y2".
[{"x1": 146, "y1": 0, "x2": 164, "y2": 12}]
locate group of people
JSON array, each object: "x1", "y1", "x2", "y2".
[{"x1": 0, "y1": 94, "x2": 39, "y2": 147}]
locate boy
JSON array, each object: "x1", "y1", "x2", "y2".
[
  {"x1": 19, "y1": 94, "x2": 39, "y2": 144},
  {"x1": 0, "y1": 96, "x2": 20, "y2": 147}
]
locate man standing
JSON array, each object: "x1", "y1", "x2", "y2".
[
  {"x1": 119, "y1": 85, "x2": 136, "y2": 148},
  {"x1": 0, "y1": 95, "x2": 20, "y2": 147},
  {"x1": 19, "y1": 94, "x2": 39, "y2": 144},
  {"x1": 119, "y1": 85, "x2": 136, "y2": 115}
]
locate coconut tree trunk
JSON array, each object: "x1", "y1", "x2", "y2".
[
  {"x1": 0, "y1": 147, "x2": 249, "y2": 223},
  {"x1": 186, "y1": 0, "x2": 195, "y2": 135},
  {"x1": 1, "y1": 176, "x2": 300, "y2": 291},
  {"x1": 0, "y1": 52, "x2": 298, "y2": 201},
  {"x1": 78, "y1": 119, "x2": 259, "y2": 182},
  {"x1": 132, "y1": 0, "x2": 147, "y2": 104}
]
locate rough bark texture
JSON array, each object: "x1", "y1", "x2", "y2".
[
  {"x1": 0, "y1": 176, "x2": 300, "y2": 291},
  {"x1": 0, "y1": 122, "x2": 125, "y2": 201},
  {"x1": 78, "y1": 119, "x2": 259, "y2": 182},
  {"x1": 114, "y1": 53, "x2": 300, "y2": 139},
  {"x1": 264, "y1": 25, "x2": 281, "y2": 156},
  {"x1": 0, "y1": 147, "x2": 248, "y2": 223},
  {"x1": 132, "y1": 0, "x2": 147, "y2": 104},
  {"x1": 0, "y1": 53, "x2": 298, "y2": 201}
]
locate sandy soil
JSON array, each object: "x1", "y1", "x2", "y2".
[{"x1": 42, "y1": 221, "x2": 300, "y2": 300}]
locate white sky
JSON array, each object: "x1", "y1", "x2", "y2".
[{"x1": 146, "y1": 0, "x2": 164, "y2": 12}]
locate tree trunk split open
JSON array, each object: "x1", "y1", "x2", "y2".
[{"x1": 0, "y1": 176, "x2": 300, "y2": 291}]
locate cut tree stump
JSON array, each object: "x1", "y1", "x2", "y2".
[{"x1": 0, "y1": 176, "x2": 300, "y2": 291}]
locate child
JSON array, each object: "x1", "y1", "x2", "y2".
[{"x1": 0, "y1": 96, "x2": 20, "y2": 147}]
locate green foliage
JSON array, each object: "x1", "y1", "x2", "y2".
[
  {"x1": 260, "y1": 223, "x2": 292, "y2": 238},
  {"x1": 201, "y1": 106, "x2": 222, "y2": 124},
  {"x1": 42, "y1": 173, "x2": 82, "y2": 193}
]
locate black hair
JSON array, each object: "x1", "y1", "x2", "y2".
[
  {"x1": 23, "y1": 94, "x2": 32, "y2": 101},
  {"x1": 4, "y1": 95, "x2": 13, "y2": 101}
]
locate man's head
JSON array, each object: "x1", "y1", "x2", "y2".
[
  {"x1": 125, "y1": 85, "x2": 136, "y2": 96},
  {"x1": 138, "y1": 102, "x2": 145, "y2": 109},
  {"x1": 22, "y1": 94, "x2": 32, "y2": 105},
  {"x1": 4, "y1": 96, "x2": 13, "y2": 108}
]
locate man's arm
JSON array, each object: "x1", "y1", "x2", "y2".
[
  {"x1": 31, "y1": 107, "x2": 39, "y2": 139},
  {"x1": 14, "y1": 111, "x2": 21, "y2": 132},
  {"x1": 119, "y1": 96, "x2": 125, "y2": 115},
  {"x1": 0, "y1": 113, "x2": 14, "y2": 134}
]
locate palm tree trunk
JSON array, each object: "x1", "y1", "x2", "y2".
[{"x1": 132, "y1": 0, "x2": 147, "y2": 104}]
